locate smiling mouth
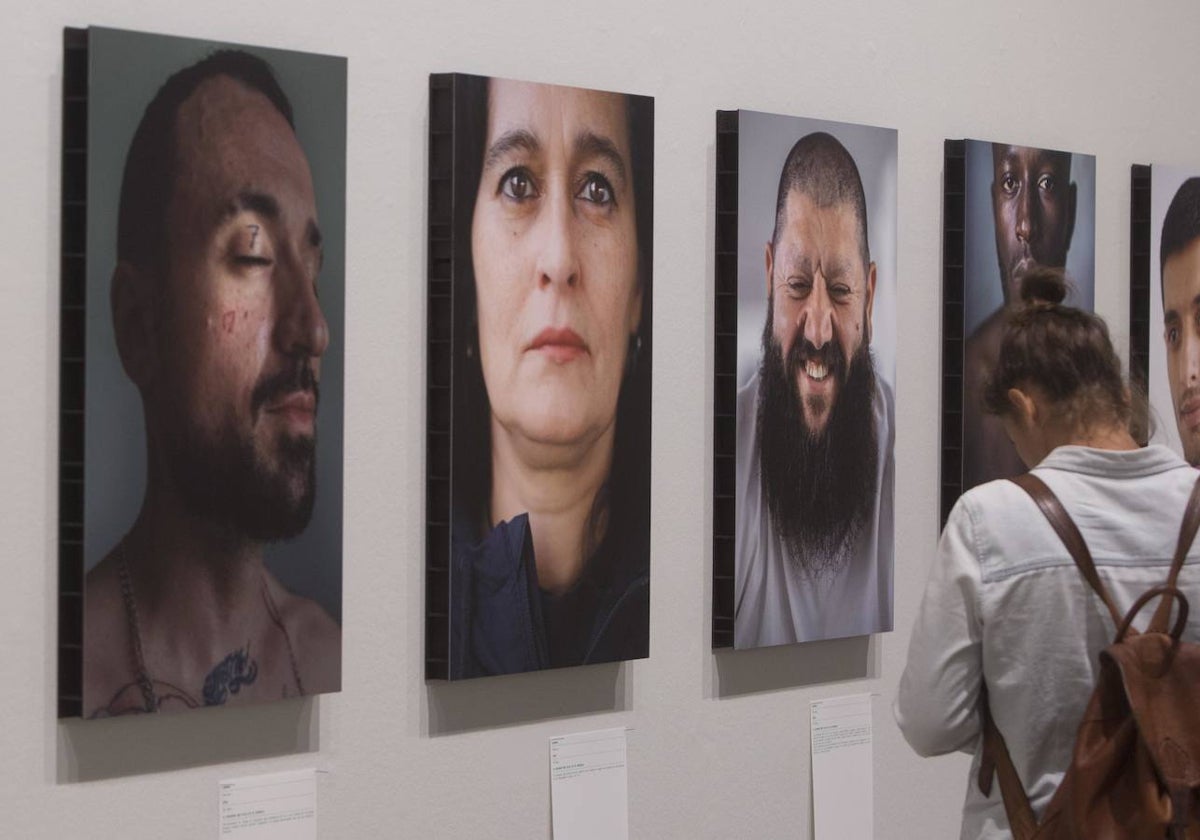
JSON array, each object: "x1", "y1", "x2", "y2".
[{"x1": 804, "y1": 360, "x2": 829, "y2": 381}]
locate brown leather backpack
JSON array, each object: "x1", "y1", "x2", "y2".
[{"x1": 977, "y1": 472, "x2": 1200, "y2": 839}]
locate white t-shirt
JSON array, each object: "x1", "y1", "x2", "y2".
[
  {"x1": 733, "y1": 370, "x2": 895, "y2": 648},
  {"x1": 895, "y1": 444, "x2": 1200, "y2": 840}
]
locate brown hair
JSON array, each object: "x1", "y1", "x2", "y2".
[{"x1": 982, "y1": 267, "x2": 1130, "y2": 430}]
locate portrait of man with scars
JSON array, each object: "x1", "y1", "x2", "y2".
[{"x1": 78, "y1": 32, "x2": 346, "y2": 717}]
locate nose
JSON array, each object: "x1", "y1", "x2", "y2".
[
  {"x1": 274, "y1": 255, "x2": 330, "y2": 361},
  {"x1": 799, "y1": 277, "x2": 833, "y2": 348},
  {"x1": 1187, "y1": 332, "x2": 1200, "y2": 386},
  {"x1": 1015, "y1": 181, "x2": 1038, "y2": 245},
  {"x1": 533, "y1": 189, "x2": 580, "y2": 289}
]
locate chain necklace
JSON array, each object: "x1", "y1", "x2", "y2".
[{"x1": 116, "y1": 540, "x2": 305, "y2": 711}]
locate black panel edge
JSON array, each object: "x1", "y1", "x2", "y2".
[
  {"x1": 1130, "y1": 165, "x2": 1151, "y2": 445},
  {"x1": 59, "y1": 26, "x2": 88, "y2": 719},
  {"x1": 939, "y1": 140, "x2": 966, "y2": 529},
  {"x1": 712, "y1": 111, "x2": 738, "y2": 649},
  {"x1": 425, "y1": 74, "x2": 454, "y2": 680}
]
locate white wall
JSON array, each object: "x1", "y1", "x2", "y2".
[{"x1": 3, "y1": 1, "x2": 1199, "y2": 837}]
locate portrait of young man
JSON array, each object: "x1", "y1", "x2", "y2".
[
  {"x1": 732, "y1": 111, "x2": 896, "y2": 649},
  {"x1": 1150, "y1": 168, "x2": 1200, "y2": 465},
  {"x1": 960, "y1": 140, "x2": 1096, "y2": 491},
  {"x1": 78, "y1": 28, "x2": 346, "y2": 717}
]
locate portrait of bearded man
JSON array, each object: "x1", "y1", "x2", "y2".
[{"x1": 733, "y1": 119, "x2": 896, "y2": 649}]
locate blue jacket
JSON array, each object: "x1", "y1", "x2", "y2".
[{"x1": 449, "y1": 512, "x2": 649, "y2": 678}]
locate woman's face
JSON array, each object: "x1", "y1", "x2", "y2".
[{"x1": 472, "y1": 79, "x2": 642, "y2": 451}]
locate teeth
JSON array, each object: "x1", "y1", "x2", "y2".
[{"x1": 805, "y1": 361, "x2": 828, "y2": 381}]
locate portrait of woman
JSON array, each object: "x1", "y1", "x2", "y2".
[{"x1": 438, "y1": 73, "x2": 654, "y2": 679}]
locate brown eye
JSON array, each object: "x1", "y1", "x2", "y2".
[
  {"x1": 578, "y1": 173, "x2": 614, "y2": 206},
  {"x1": 500, "y1": 168, "x2": 537, "y2": 201}
]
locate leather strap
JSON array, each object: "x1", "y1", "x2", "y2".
[
  {"x1": 1150, "y1": 475, "x2": 1200, "y2": 631},
  {"x1": 979, "y1": 686, "x2": 1038, "y2": 840},
  {"x1": 1010, "y1": 473, "x2": 1124, "y2": 628}
]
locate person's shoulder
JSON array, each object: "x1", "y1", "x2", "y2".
[
  {"x1": 949, "y1": 476, "x2": 1030, "y2": 534},
  {"x1": 736, "y1": 370, "x2": 760, "y2": 411},
  {"x1": 263, "y1": 575, "x2": 341, "y2": 696},
  {"x1": 964, "y1": 311, "x2": 1005, "y2": 370}
]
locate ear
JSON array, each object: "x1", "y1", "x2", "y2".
[
  {"x1": 111, "y1": 261, "x2": 159, "y2": 390},
  {"x1": 764, "y1": 241, "x2": 774, "y2": 301},
  {"x1": 864, "y1": 261, "x2": 877, "y2": 344},
  {"x1": 1006, "y1": 386, "x2": 1038, "y2": 428}
]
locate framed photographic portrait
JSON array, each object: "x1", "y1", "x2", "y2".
[
  {"x1": 1130, "y1": 163, "x2": 1200, "y2": 465},
  {"x1": 58, "y1": 27, "x2": 345, "y2": 718},
  {"x1": 426, "y1": 73, "x2": 653, "y2": 680},
  {"x1": 940, "y1": 139, "x2": 1096, "y2": 521},
  {"x1": 712, "y1": 109, "x2": 897, "y2": 650}
]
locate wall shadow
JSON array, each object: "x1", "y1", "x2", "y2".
[
  {"x1": 426, "y1": 661, "x2": 627, "y2": 736},
  {"x1": 57, "y1": 696, "x2": 318, "y2": 783},
  {"x1": 713, "y1": 633, "x2": 877, "y2": 698}
]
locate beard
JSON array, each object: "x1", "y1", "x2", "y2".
[
  {"x1": 166, "y1": 363, "x2": 319, "y2": 542},
  {"x1": 756, "y1": 307, "x2": 878, "y2": 580}
]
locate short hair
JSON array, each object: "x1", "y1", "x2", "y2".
[
  {"x1": 983, "y1": 267, "x2": 1129, "y2": 428},
  {"x1": 770, "y1": 131, "x2": 870, "y2": 267},
  {"x1": 116, "y1": 50, "x2": 295, "y2": 271},
  {"x1": 1160, "y1": 177, "x2": 1200, "y2": 282}
]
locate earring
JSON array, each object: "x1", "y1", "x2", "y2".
[{"x1": 625, "y1": 333, "x2": 642, "y2": 378}]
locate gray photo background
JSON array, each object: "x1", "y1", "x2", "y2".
[
  {"x1": 735, "y1": 110, "x2": 897, "y2": 393},
  {"x1": 963, "y1": 139, "x2": 1096, "y2": 335},
  {"x1": 83, "y1": 27, "x2": 346, "y2": 623},
  {"x1": 1147, "y1": 164, "x2": 1197, "y2": 457}
]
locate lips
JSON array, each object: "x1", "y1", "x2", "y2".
[
  {"x1": 1180, "y1": 395, "x2": 1200, "y2": 431},
  {"x1": 264, "y1": 391, "x2": 317, "y2": 427},
  {"x1": 528, "y1": 327, "x2": 588, "y2": 363}
]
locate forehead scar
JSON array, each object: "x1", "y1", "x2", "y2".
[{"x1": 222, "y1": 310, "x2": 237, "y2": 333}]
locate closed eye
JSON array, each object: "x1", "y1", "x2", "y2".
[{"x1": 235, "y1": 255, "x2": 274, "y2": 267}]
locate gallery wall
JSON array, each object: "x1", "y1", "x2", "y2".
[{"x1": 3, "y1": 0, "x2": 1199, "y2": 837}]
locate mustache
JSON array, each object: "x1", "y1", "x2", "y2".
[{"x1": 251, "y1": 362, "x2": 320, "y2": 416}]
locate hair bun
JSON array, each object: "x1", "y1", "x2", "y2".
[{"x1": 1019, "y1": 267, "x2": 1068, "y2": 306}]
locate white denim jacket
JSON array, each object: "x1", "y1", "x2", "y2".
[{"x1": 895, "y1": 445, "x2": 1200, "y2": 840}]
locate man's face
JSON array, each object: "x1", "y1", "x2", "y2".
[
  {"x1": 1163, "y1": 238, "x2": 1200, "y2": 464},
  {"x1": 765, "y1": 190, "x2": 875, "y2": 437},
  {"x1": 991, "y1": 145, "x2": 1075, "y2": 305},
  {"x1": 147, "y1": 75, "x2": 328, "y2": 538}
]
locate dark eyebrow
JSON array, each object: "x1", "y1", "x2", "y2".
[
  {"x1": 1165, "y1": 293, "x2": 1200, "y2": 320},
  {"x1": 224, "y1": 190, "x2": 322, "y2": 250},
  {"x1": 483, "y1": 129, "x2": 540, "y2": 170},
  {"x1": 574, "y1": 131, "x2": 627, "y2": 187},
  {"x1": 231, "y1": 190, "x2": 281, "y2": 220}
]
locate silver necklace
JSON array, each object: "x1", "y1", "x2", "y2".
[{"x1": 116, "y1": 540, "x2": 305, "y2": 710}]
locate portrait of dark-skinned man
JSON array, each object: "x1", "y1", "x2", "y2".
[
  {"x1": 960, "y1": 140, "x2": 1095, "y2": 491},
  {"x1": 76, "y1": 28, "x2": 345, "y2": 718},
  {"x1": 732, "y1": 112, "x2": 896, "y2": 649}
]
